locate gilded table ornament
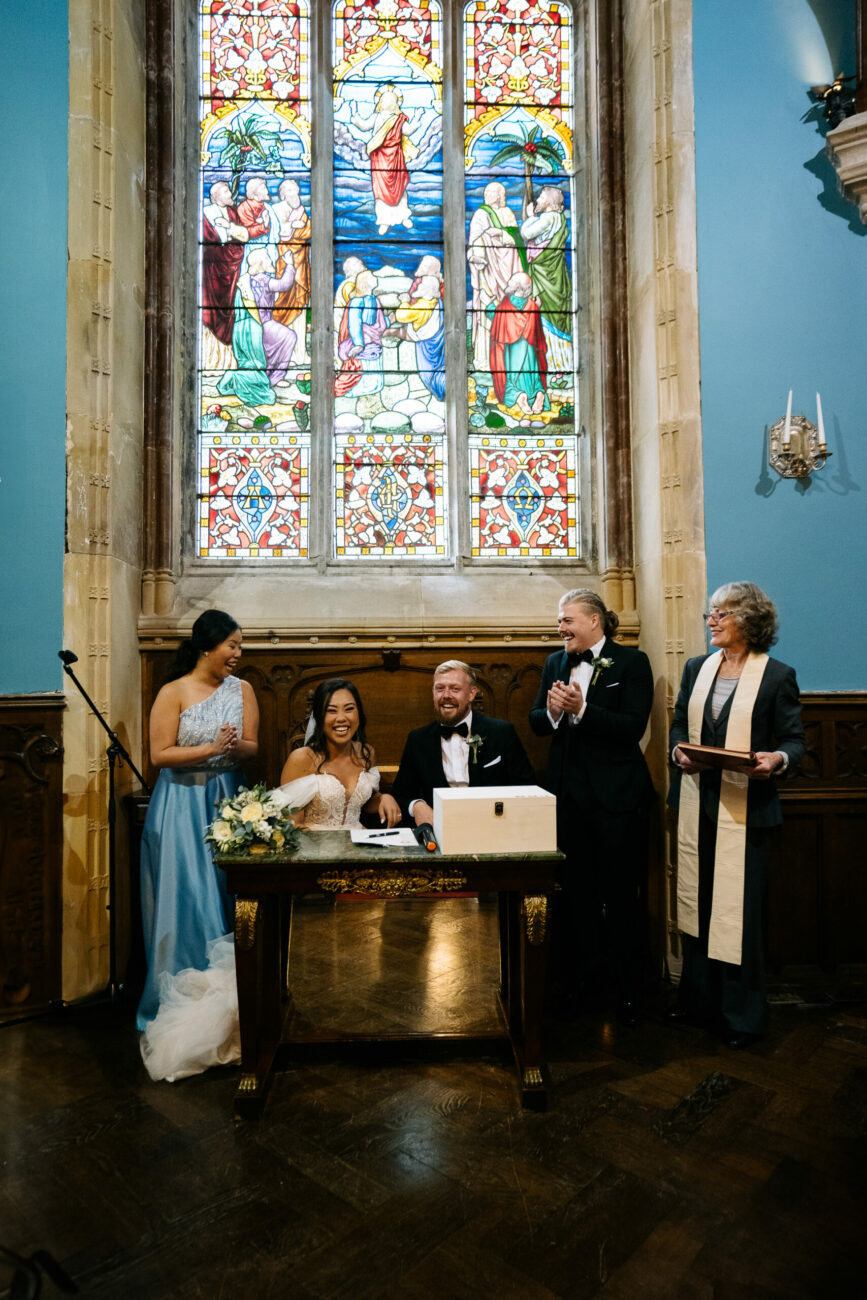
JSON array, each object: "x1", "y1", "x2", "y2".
[
  {"x1": 522, "y1": 895, "x2": 548, "y2": 945},
  {"x1": 317, "y1": 870, "x2": 468, "y2": 897},
  {"x1": 522, "y1": 1066, "x2": 543, "y2": 1088},
  {"x1": 237, "y1": 1073, "x2": 259, "y2": 1095},
  {"x1": 234, "y1": 899, "x2": 259, "y2": 950}
]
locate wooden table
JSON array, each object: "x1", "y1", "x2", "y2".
[{"x1": 218, "y1": 831, "x2": 563, "y2": 1118}]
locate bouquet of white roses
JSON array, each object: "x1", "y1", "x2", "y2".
[{"x1": 205, "y1": 783, "x2": 300, "y2": 855}]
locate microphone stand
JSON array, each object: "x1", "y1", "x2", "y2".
[{"x1": 59, "y1": 652, "x2": 149, "y2": 1004}]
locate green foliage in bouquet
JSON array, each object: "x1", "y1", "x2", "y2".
[{"x1": 205, "y1": 783, "x2": 300, "y2": 855}]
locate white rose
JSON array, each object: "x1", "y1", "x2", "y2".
[
  {"x1": 223, "y1": 805, "x2": 239, "y2": 821},
  {"x1": 211, "y1": 821, "x2": 234, "y2": 843},
  {"x1": 240, "y1": 801, "x2": 265, "y2": 823}
]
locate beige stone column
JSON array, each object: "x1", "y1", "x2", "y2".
[
  {"x1": 63, "y1": 0, "x2": 146, "y2": 1000},
  {"x1": 622, "y1": 0, "x2": 708, "y2": 974}
]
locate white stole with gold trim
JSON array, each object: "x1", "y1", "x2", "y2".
[{"x1": 676, "y1": 650, "x2": 769, "y2": 965}]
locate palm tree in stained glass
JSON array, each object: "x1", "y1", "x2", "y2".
[
  {"x1": 217, "y1": 109, "x2": 284, "y2": 202},
  {"x1": 488, "y1": 124, "x2": 565, "y2": 216}
]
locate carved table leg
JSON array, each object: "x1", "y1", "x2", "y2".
[
  {"x1": 233, "y1": 896, "x2": 263, "y2": 1116},
  {"x1": 517, "y1": 893, "x2": 549, "y2": 1110},
  {"x1": 233, "y1": 894, "x2": 283, "y2": 1118}
]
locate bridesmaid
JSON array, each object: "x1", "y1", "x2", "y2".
[{"x1": 136, "y1": 609, "x2": 259, "y2": 1030}]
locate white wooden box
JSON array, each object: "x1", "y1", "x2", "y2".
[{"x1": 432, "y1": 785, "x2": 557, "y2": 856}]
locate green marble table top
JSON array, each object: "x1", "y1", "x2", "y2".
[{"x1": 216, "y1": 828, "x2": 564, "y2": 866}]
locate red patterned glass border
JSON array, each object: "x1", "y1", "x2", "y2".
[
  {"x1": 334, "y1": 433, "x2": 447, "y2": 557},
  {"x1": 469, "y1": 432, "x2": 578, "y2": 556},
  {"x1": 333, "y1": 0, "x2": 438, "y2": 73},
  {"x1": 201, "y1": 1, "x2": 309, "y2": 109},
  {"x1": 464, "y1": 0, "x2": 572, "y2": 118},
  {"x1": 198, "y1": 433, "x2": 309, "y2": 557}
]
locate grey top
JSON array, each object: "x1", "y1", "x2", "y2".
[{"x1": 710, "y1": 674, "x2": 738, "y2": 721}]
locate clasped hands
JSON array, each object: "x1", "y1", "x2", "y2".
[
  {"x1": 547, "y1": 679, "x2": 584, "y2": 722},
  {"x1": 214, "y1": 722, "x2": 239, "y2": 756},
  {"x1": 673, "y1": 747, "x2": 783, "y2": 780}
]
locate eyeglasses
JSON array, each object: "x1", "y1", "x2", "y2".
[{"x1": 702, "y1": 609, "x2": 734, "y2": 624}]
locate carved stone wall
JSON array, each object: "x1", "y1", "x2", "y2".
[
  {"x1": 622, "y1": 0, "x2": 707, "y2": 974},
  {"x1": 0, "y1": 698, "x2": 64, "y2": 1021},
  {"x1": 64, "y1": 0, "x2": 146, "y2": 1000}
]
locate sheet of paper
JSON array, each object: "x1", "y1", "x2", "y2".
[{"x1": 350, "y1": 828, "x2": 419, "y2": 847}]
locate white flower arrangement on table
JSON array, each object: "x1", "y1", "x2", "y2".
[{"x1": 205, "y1": 783, "x2": 300, "y2": 856}]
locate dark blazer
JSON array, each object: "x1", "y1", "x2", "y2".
[
  {"x1": 529, "y1": 638, "x2": 655, "y2": 814},
  {"x1": 668, "y1": 654, "x2": 805, "y2": 828},
  {"x1": 392, "y1": 712, "x2": 535, "y2": 819}
]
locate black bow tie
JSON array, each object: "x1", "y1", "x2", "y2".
[
  {"x1": 567, "y1": 650, "x2": 594, "y2": 667},
  {"x1": 439, "y1": 721, "x2": 469, "y2": 739}
]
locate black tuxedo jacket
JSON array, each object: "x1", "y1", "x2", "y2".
[
  {"x1": 529, "y1": 638, "x2": 654, "y2": 814},
  {"x1": 668, "y1": 653, "x2": 804, "y2": 829},
  {"x1": 392, "y1": 712, "x2": 535, "y2": 819}
]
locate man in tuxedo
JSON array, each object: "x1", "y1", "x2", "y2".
[
  {"x1": 530, "y1": 589, "x2": 655, "y2": 1024},
  {"x1": 392, "y1": 660, "x2": 535, "y2": 826}
]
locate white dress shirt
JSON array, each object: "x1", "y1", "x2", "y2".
[
  {"x1": 549, "y1": 636, "x2": 607, "y2": 728},
  {"x1": 408, "y1": 710, "x2": 473, "y2": 817}
]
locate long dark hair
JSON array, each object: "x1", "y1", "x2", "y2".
[
  {"x1": 307, "y1": 677, "x2": 372, "y2": 771},
  {"x1": 166, "y1": 609, "x2": 239, "y2": 682}
]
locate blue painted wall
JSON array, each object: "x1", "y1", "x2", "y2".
[
  {"x1": 694, "y1": 0, "x2": 866, "y2": 690},
  {"x1": 0, "y1": 4, "x2": 68, "y2": 694}
]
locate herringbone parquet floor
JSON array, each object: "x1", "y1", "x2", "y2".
[{"x1": 1, "y1": 896, "x2": 865, "y2": 1299}]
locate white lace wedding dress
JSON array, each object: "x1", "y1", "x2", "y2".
[{"x1": 139, "y1": 767, "x2": 381, "y2": 1082}]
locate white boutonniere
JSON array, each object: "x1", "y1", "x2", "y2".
[
  {"x1": 467, "y1": 733, "x2": 485, "y2": 765},
  {"x1": 590, "y1": 656, "x2": 614, "y2": 688}
]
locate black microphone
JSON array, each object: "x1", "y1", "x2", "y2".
[
  {"x1": 414, "y1": 822, "x2": 438, "y2": 852},
  {"x1": 58, "y1": 649, "x2": 78, "y2": 665}
]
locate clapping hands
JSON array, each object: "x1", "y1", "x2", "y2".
[{"x1": 547, "y1": 679, "x2": 583, "y2": 721}]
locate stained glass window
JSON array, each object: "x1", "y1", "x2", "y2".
[
  {"x1": 464, "y1": 0, "x2": 579, "y2": 557},
  {"x1": 192, "y1": 1, "x2": 583, "y2": 563},
  {"x1": 332, "y1": 1, "x2": 448, "y2": 558},
  {"x1": 197, "y1": 1, "x2": 311, "y2": 558}
]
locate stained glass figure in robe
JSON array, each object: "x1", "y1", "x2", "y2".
[{"x1": 332, "y1": 1, "x2": 447, "y2": 558}]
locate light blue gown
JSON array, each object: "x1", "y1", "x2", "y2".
[{"x1": 136, "y1": 675, "x2": 244, "y2": 1030}]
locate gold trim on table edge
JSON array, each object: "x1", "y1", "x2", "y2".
[{"x1": 317, "y1": 870, "x2": 468, "y2": 898}]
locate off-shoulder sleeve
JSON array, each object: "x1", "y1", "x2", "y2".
[{"x1": 273, "y1": 774, "x2": 319, "y2": 810}]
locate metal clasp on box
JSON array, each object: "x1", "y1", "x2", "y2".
[{"x1": 494, "y1": 801, "x2": 504, "y2": 816}]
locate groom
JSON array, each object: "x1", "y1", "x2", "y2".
[{"x1": 392, "y1": 660, "x2": 535, "y2": 826}]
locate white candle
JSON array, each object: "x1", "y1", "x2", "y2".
[
  {"x1": 816, "y1": 391, "x2": 826, "y2": 445},
  {"x1": 783, "y1": 389, "x2": 792, "y2": 445}
]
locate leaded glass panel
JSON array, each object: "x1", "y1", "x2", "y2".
[
  {"x1": 464, "y1": 0, "x2": 579, "y2": 558},
  {"x1": 332, "y1": 0, "x2": 447, "y2": 559},
  {"x1": 197, "y1": 1, "x2": 311, "y2": 557}
]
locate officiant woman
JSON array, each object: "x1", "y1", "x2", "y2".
[{"x1": 668, "y1": 582, "x2": 804, "y2": 1047}]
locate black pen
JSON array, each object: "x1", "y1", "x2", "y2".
[{"x1": 368, "y1": 830, "x2": 400, "y2": 837}]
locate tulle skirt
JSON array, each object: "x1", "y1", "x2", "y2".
[{"x1": 139, "y1": 935, "x2": 240, "y2": 1082}]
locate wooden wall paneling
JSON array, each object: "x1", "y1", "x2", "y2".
[
  {"x1": 141, "y1": 647, "x2": 550, "y2": 790},
  {"x1": 0, "y1": 697, "x2": 64, "y2": 1020},
  {"x1": 769, "y1": 694, "x2": 867, "y2": 973}
]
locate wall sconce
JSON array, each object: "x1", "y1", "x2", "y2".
[
  {"x1": 769, "y1": 391, "x2": 832, "y2": 480},
  {"x1": 808, "y1": 73, "x2": 856, "y2": 129}
]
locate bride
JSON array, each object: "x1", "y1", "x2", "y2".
[
  {"x1": 140, "y1": 677, "x2": 400, "y2": 1082},
  {"x1": 279, "y1": 676, "x2": 400, "y2": 830}
]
